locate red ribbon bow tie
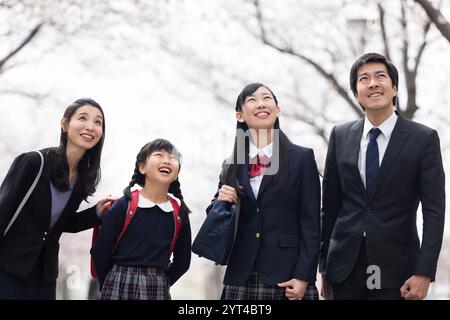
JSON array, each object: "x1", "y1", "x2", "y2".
[{"x1": 249, "y1": 154, "x2": 271, "y2": 178}]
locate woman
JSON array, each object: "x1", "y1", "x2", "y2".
[{"x1": 0, "y1": 98, "x2": 113, "y2": 299}]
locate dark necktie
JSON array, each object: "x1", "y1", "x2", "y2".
[
  {"x1": 249, "y1": 154, "x2": 270, "y2": 178},
  {"x1": 366, "y1": 128, "x2": 382, "y2": 194}
]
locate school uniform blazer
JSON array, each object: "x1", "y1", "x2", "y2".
[
  {"x1": 0, "y1": 147, "x2": 101, "y2": 283},
  {"x1": 320, "y1": 114, "x2": 445, "y2": 288},
  {"x1": 208, "y1": 143, "x2": 321, "y2": 286}
]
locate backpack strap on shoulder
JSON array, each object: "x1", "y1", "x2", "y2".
[
  {"x1": 168, "y1": 195, "x2": 182, "y2": 256},
  {"x1": 113, "y1": 189, "x2": 139, "y2": 252}
]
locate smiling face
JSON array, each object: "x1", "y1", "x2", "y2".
[
  {"x1": 62, "y1": 104, "x2": 104, "y2": 152},
  {"x1": 355, "y1": 62, "x2": 397, "y2": 116},
  {"x1": 139, "y1": 149, "x2": 180, "y2": 186},
  {"x1": 236, "y1": 86, "x2": 280, "y2": 130}
]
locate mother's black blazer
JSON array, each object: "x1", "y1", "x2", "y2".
[{"x1": 0, "y1": 147, "x2": 101, "y2": 283}]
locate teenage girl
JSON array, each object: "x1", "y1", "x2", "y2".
[{"x1": 209, "y1": 83, "x2": 321, "y2": 300}]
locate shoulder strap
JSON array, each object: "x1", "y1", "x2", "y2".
[
  {"x1": 168, "y1": 196, "x2": 182, "y2": 256},
  {"x1": 3, "y1": 151, "x2": 44, "y2": 237},
  {"x1": 113, "y1": 189, "x2": 139, "y2": 252}
]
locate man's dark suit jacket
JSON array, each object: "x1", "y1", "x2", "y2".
[
  {"x1": 320, "y1": 114, "x2": 445, "y2": 288},
  {"x1": 0, "y1": 148, "x2": 101, "y2": 283}
]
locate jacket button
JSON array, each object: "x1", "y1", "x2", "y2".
[
  {"x1": 44, "y1": 232, "x2": 48, "y2": 235},
  {"x1": 256, "y1": 208, "x2": 260, "y2": 213},
  {"x1": 42, "y1": 237, "x2": 46, "y2": 241},
  {"x1": 256, "y1": 232, "x2": 260, "y2": 238}
]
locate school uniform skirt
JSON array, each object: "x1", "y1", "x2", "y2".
[
  {"x1": 221, "y1": 271, "x2": 319, "y2": 300},
  {"x1": 101, "y1": 265, "x2": 171, "y2": 300}
]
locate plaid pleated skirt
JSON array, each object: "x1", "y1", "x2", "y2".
[
  {"x1": 221, "y1": 271, "x2": 319, "y2": 300},
  {"x1": 100, "y1": 265, "x2": 171, "y2": 300}
]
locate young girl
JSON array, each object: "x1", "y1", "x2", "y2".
[
  {"x1": 0, "y1": 98, "x2": 113, "y2": 300},
  {"x1": 91, "y1": 139, "x2": 191, "y2": 300},
  {"x1": 207, "y1": 83, "x2": 321, "y2": 300}
]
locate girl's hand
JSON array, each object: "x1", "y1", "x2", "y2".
[
  {"x1": 96, "y1": 195, "x2": 116, "y2": 217},
  {"x1": 217, "y1": 185, "x2": 239, "y2": 204},
  {"x1": 278, "y1": 278, "x2": 309, "y2": 300}
]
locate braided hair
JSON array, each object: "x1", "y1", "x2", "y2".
[{"x1": 123, "y1": 139, "x2": 191, "y2": 219}]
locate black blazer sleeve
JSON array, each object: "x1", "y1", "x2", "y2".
[
  {"x1": 0, "y1": 152, "x2": 41, "y2": 238},
  {"x1": 416, "y1": 129, "x2": 445, "y2": 279},
  {"x1": 295, "y1": 149, "x2": 321, "y2": 281},
  {"x1": 319, "y1": 126, "x2": 342, "y2": 274},
  {"x1": 63, "y1": 205, "x2": 101, "y2": 233}
]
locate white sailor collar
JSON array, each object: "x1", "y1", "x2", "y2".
[{"x1": 138, "y1": 193, "x2": 181, "y2": 213}]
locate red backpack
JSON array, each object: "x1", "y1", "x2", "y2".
[{"x1": 90, "y1": 189, "x2": 182, "y2": 278}]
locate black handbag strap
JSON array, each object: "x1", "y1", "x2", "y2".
[
  {"x1": 233, "y1": 201, "x2": 240, "y2": 242},
  {"x1": 3, "y1": 150, "x2": 44, "y2": 236}
]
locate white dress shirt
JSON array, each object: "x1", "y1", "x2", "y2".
[
  {"x1": 358, "y1": 111, "x2": 398, "y2": 188},
  {"x1": 248, "y1": 141, "x2": 273, "y2": 198}
]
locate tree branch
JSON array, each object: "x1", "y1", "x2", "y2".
[
  {"x1": 0, "y1": 22, "x2": 44, "y2": 72},
  {"x1": 400, "y1": 3, "x2": 431, "y2": 120},
  {"x1": 414, "y1": 0, "x2": 450, "y2": 43},
  {"x1": 377, "y1": 2, "x2": 391, "y2": 61},
  {"x1": 0, "y1": 89, "x2": 49, "y2": 101},
  {"x1": 413, "y1": 20, "x2": 431, "y2": 78},
  {"x1": 253, "y1": 0, "x2": 363, "y2": 118},
  {"x1": 400, "y1": 2, "x2": 413, "y2": 116},
  {"x1": 285, "y1": 94, "x2": 330, "y2": 144}
]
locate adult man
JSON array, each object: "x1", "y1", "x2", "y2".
[{"x1": 320, "y1": 52, "x2": 445, "y2": 300}]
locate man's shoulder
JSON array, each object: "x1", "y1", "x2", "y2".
[
  {"x1": 399, "y1": 116, "x2": 436, "y2": 135},
  {"x1": 333, "y1": 118, "x2": 363, "y2": 134}
]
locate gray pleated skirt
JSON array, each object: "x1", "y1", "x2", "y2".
[{"x1": 101, "y1": 265, "x2": 171, "y2": 300}]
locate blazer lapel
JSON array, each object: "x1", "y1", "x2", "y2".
[
  {"x1": 256, "y1": 140, "x2": 294, "y2": 200},
  {"x1": 239, "y1": 163, "x2": 257, "y2": 204},
  {"x1": 369, "y1": 115, "x2": 409, "y2": 199},
  {"x1": 349, "y1": 119, "x2": 367, "y2": 194},
  {"x1": 257, "y1": 173, "x2": 273, "y2": 200}
]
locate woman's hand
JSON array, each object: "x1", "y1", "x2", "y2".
[
  {"x1": 96, "y1": 195, "x2": 116, "y2": 217},
  {"x1": 217, "y1": 185, "x2": 239, "y2": 204}
]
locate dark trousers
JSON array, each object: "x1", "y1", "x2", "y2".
[
  {"x1": 0, "y1": 252, "x2": 56, "y2": 300},
  {"x1": 330, "y1": 240, "x2": 402, "y2": 300}
]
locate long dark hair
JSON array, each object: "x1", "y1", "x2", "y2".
[
  {"x1": 221, "y1": 83, "x2": 290, "y2": 194},
  {"x1": 51, "y1": 98, "x2": 105, "y2": 200},
  {"x1": 123, "y1": 139, "x2": 190, "y2": 219}
]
